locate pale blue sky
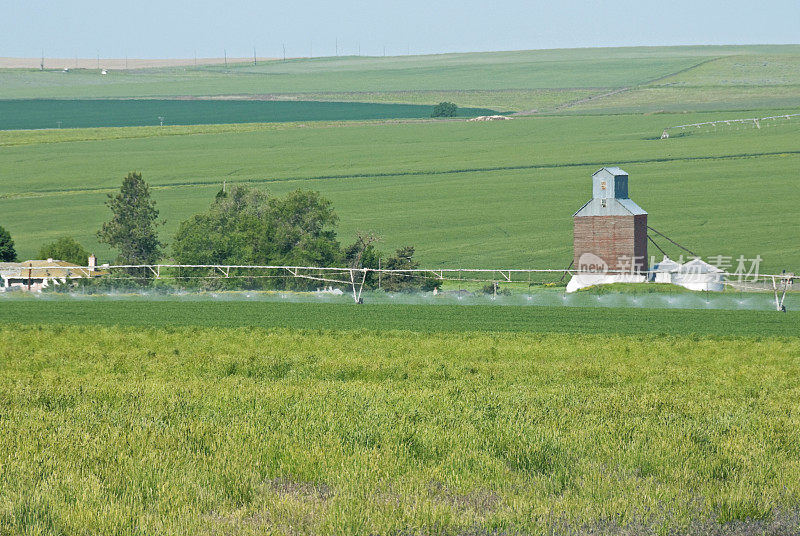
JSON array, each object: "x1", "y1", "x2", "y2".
[{"x1": 2, "y1": 0, "x2": 798, "y2": 58}]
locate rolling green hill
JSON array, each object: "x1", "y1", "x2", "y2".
[
  {"x1": 1, "y1": 110, "x2": 799, "y2": 272},
  {"x1": 2, "y1": 45, "x2": 799, "y2": 112},
  {"x1": 0, "y1": 48, "x2": 710, "y2": 98}
]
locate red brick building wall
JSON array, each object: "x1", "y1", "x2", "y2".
[{"x1": 574, "y1": 214, "x2": 648, "y2": 272}]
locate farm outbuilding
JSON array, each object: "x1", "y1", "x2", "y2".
[
  {"x1": 567, "y1": 168, "x2": 728, "y2": 293},
  {"x1": 568, "y1": 167, "x2": 648, "y2": 292},
  {"x1": 0, "y1": 263, "x2": 24, "y2": 287},
  {"x1": 649, "y1": 256, "x2": 681, "y2": 283},
  {"x1": 648, "y1": 256, "x2": 726, "y2": 291},
  {"x1": 671, "y1": 258, "x2": 725, "y2": 292},
  {"x1": 1, "y1": 256, "x2": 102, "y2": 292},
  {"x1": 573, "y1": 167, "x2": 648, "y2": 274}
]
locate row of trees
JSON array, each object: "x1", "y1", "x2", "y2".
[{"x1": 2, "y1": 172, "x2": 430, "y2": 292}]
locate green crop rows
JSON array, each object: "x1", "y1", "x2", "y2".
[{"x1": 0, "y1": 298, "x2": 798, "y2": 336}]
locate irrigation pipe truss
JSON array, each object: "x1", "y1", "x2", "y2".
[
  {"x1": 660, "y1": 113, "x2": 800, "y2": 138},
  {"x1": 15, "y1": 263, "x2": 796, "y2": 308}
]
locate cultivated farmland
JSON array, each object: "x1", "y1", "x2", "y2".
[
  {"x1": 0, "y1": 48, "x2": 717, "y2": 102},
  {"x1": 2, "y1": 47, "x2": 799, "y2": 270},
  {"x1": 2, "y1": 45, "x2": 799, "y2": 111},
  {"x1": 2, "y1": 43, "x2": 800, "y2": 536},
  {"x1": 0, "y1": 100, "x2": 497, "y2": 130},
  {"x1": 1, "y1": 323, "x2": 799, "y2": 534},
  {"x1": 2, "y1": 110, "x2": 798, "y2": 272},
  {"x1": 1, "y1": 298, "x2": 799, "y2": 336}
]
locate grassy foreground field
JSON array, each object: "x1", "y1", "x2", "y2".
[{"x1": 1, "y1": 323, "x2": 799, "y2": 534}]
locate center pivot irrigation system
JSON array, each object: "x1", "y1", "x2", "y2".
[
  {"x1": 29, "y1": 263, "x2": 797, "y2": 311},
  {"x1": 660, "y1": 112, "x2": 800, "y2": 139}
]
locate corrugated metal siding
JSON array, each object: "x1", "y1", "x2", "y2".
[
  {"x1": 618, "y1": 199, "x2": 647, "y2": 215},
  {"x1": 652, "y1": 257, "x2": 681, "y2": 272},
  {"x1": 573, "y1": 198, "x2": 646, "y2": 217},
  {"x1": 678, "y1": 258, "x2": 723, "y2": 274},
  {"x1": 601, "y1": 166, "x2": 627, "y2": 176},
  {"x1": 592, "y1": 172, "x2": 617, "y2": 199},
  {"x1": 592, "y1": 167, "x2": 629, "y2": 199}
]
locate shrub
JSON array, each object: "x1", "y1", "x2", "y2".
[
  {"x1": 381, "y1": 246, "x2": 432, "y2": 292},
  {"x1": 482, "y1": 282, "x2": 510, "y2": 296}
]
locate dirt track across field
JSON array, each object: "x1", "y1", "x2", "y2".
[{"x1": 0, "y1": 57, "x2": 276, "y2": 69}]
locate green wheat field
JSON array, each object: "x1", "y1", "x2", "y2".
[{"x1": 1, "y1": 320, "x2": 799, "y2": 534}]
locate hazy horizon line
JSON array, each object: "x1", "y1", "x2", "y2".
[{"x1": 3, "y1": 41, "x2": 800, "y2": 64}]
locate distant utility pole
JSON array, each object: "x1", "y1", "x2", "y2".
[
  {"x1": 253, "y1": 46, "x2": 257, "y2": 65},
  {"x1": 335, "y1": 37, "x2": 338, "y2": 56},
  {"x1": 383, "y1": 46, "x2": 386, "y2": 57},
  {"x1": 282, "y1": 44, "x2": 286, "y2": 62},
  {"x1": 40, "y1": 49, "x2": 44, "y2": 71},
  {"x1": 224, "y1": 49, "x2": 227, "y2": 68},
  {"x1": 96, "y1": 51, "x2": 100, "y2": 70},
  {"x1": 125, "y1": 55, "x2": 128, "y2": 70},
  {"x1": 75, "y1": 55, "x2": 78, "y2": 69},
  {"x1": 358, "y1": 42, "x2": 361, "y2": 56}
]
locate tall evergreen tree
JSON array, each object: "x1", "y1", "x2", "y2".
[
  {"x1": 97, "y1": 172, "x2": 163, "y2": 265},
  {"x1": 0, "y1": 225, "x2": 16, "y2": 262}
]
